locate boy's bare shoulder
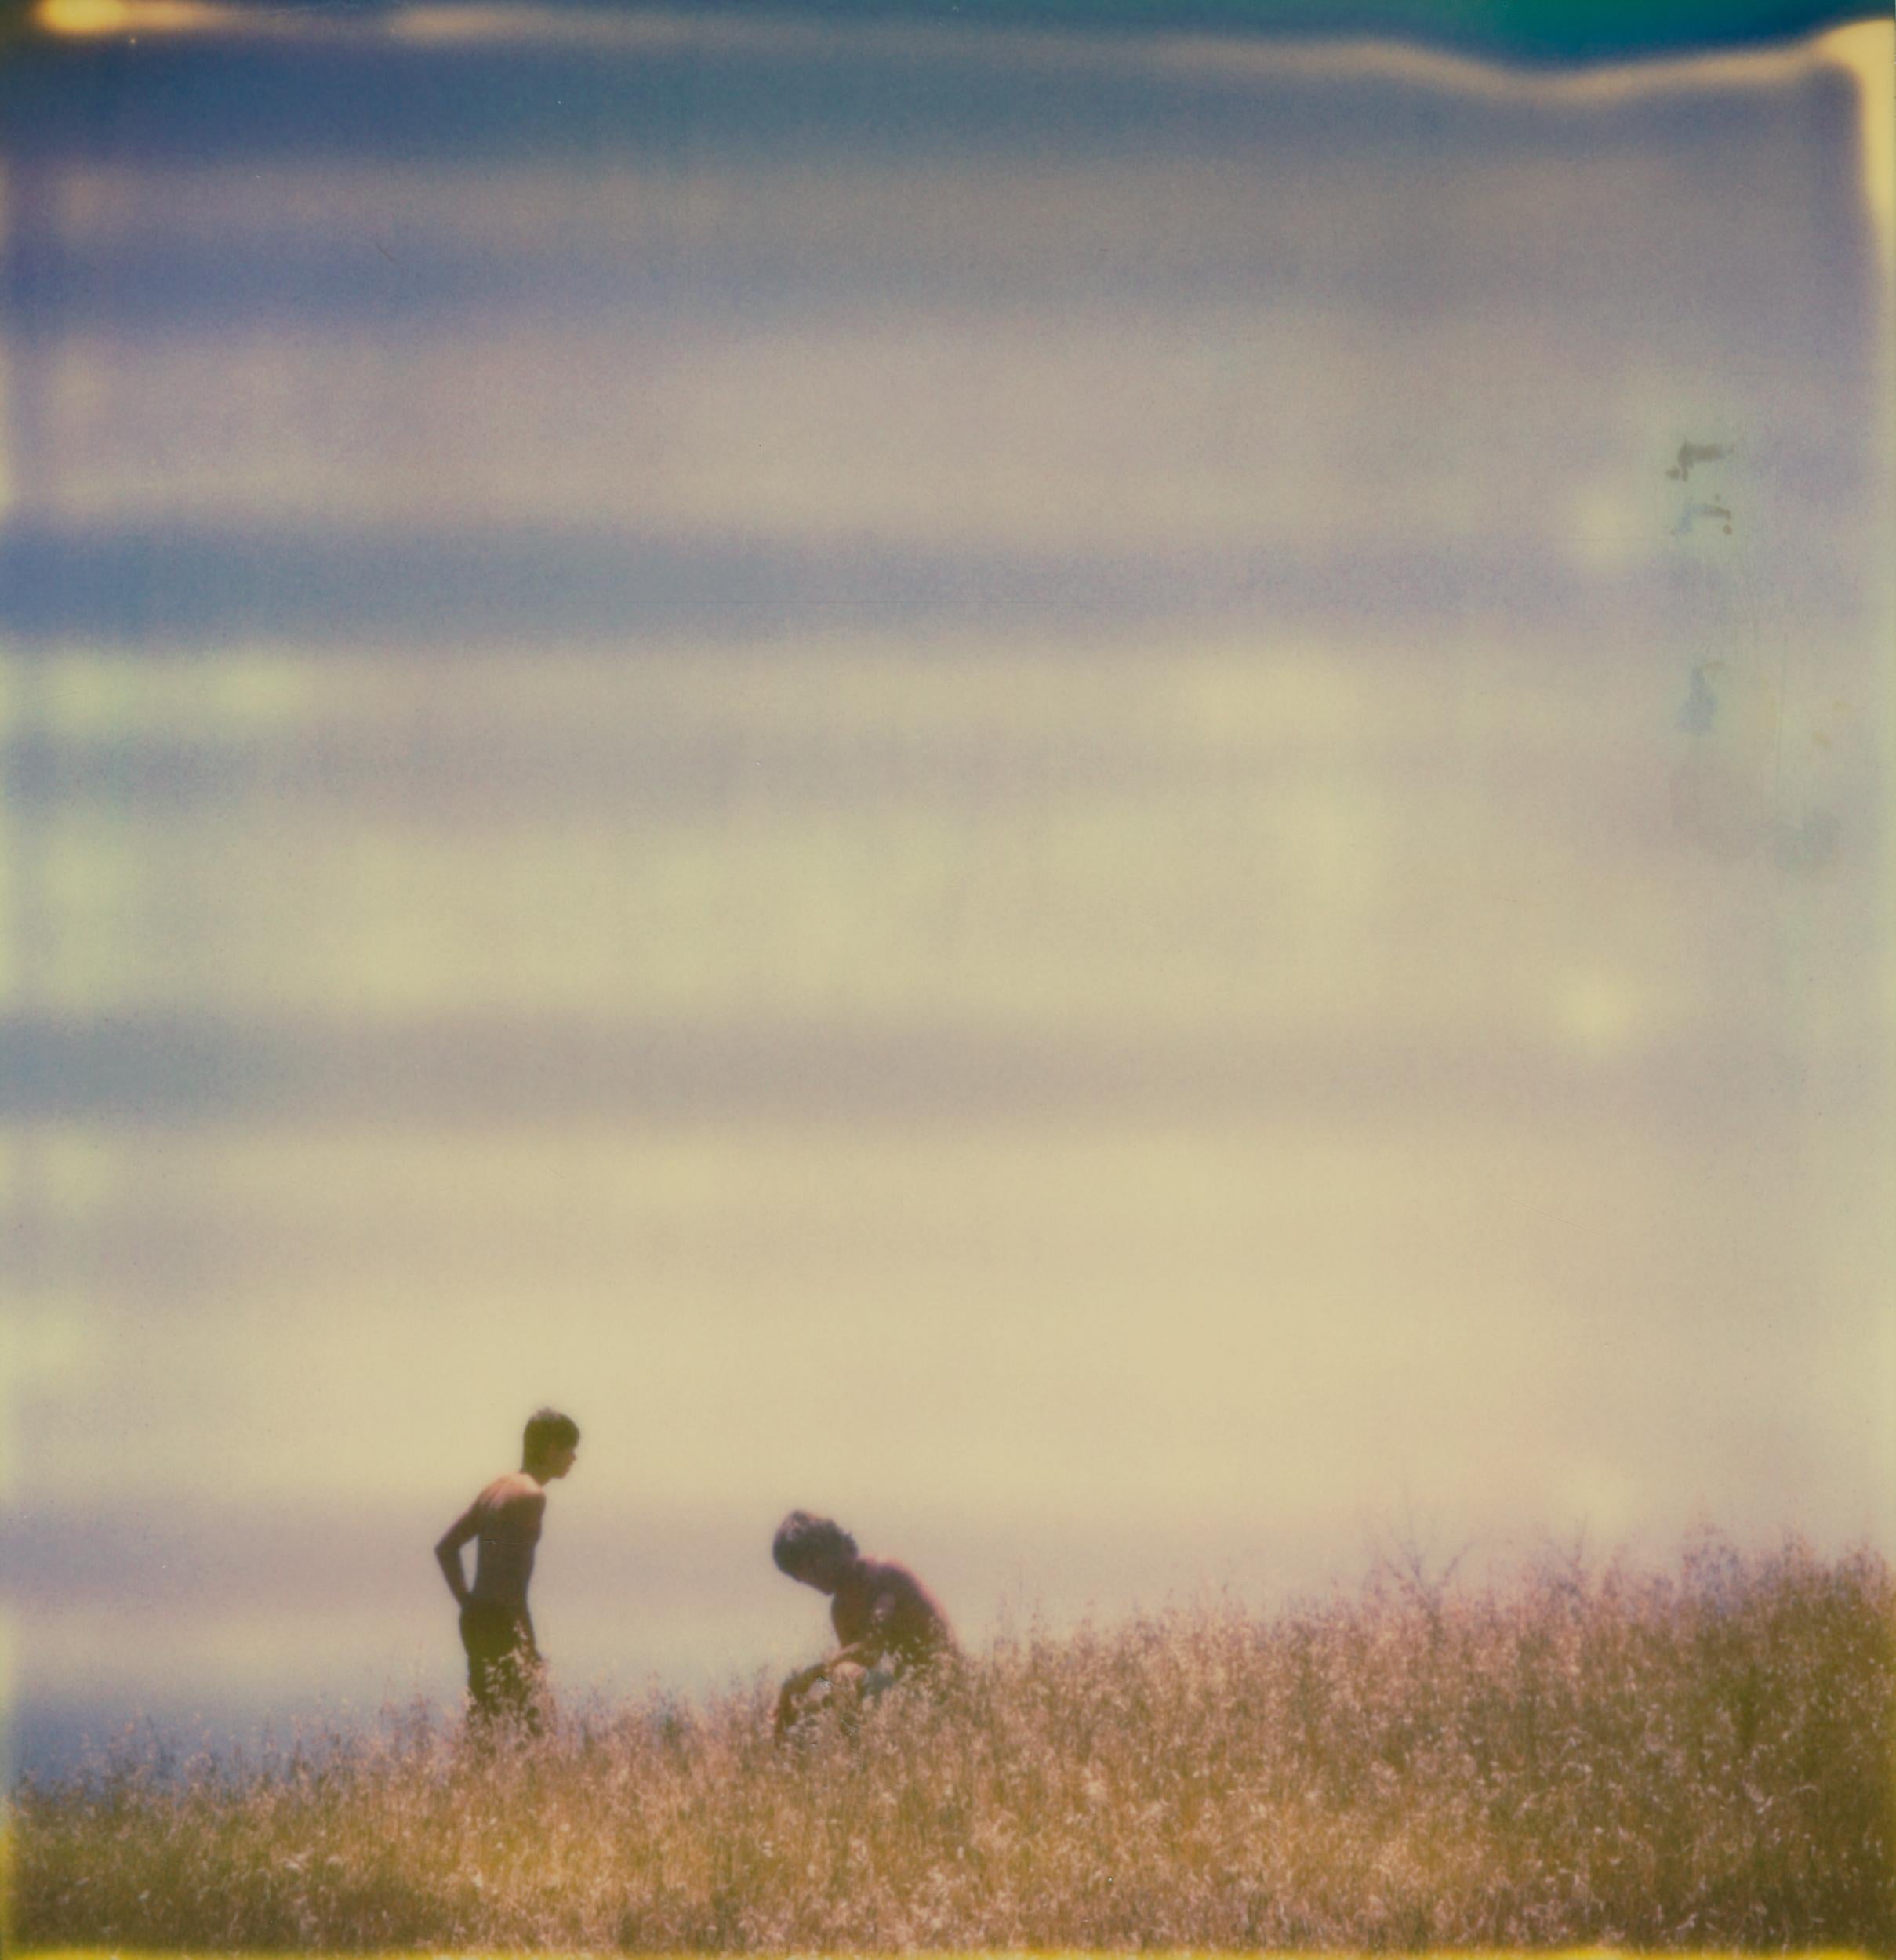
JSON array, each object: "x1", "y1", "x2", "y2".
[
  {"x1": 476, "y1": 1472, "x2": 549, "y2": 1519},
  {"x1": 866, "y1": 1558, "x2": 947, "y2": 1618},
  {"x1": 865, "y1": 1556, "x2": 926, "y2": 1592}
]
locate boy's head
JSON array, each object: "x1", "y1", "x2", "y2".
[
  {"x1": 772, "y1": 1510, "x2": 858, "y2": 1592},
  {"x1": 523, "y1": 1406, "x2": 581, "y2": 1479}
]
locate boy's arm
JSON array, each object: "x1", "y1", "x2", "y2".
[
  {"x1": 833, "y1": 1593, "x2": 899, "y2": 1668},
  {"x1": 434, "y1": 1504, "x2": 479, "y2": 1606}
]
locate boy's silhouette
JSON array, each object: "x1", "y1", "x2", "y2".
[
  {"x1": 434, "y1": 1407, "x2": 580, "y2": 1729},
  {"x1": 771, "y1": 1509, "x2": 954, "y2": 1737}
]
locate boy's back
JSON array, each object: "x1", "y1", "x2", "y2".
[{"x1": 461, "y1": 1472, "x2": 547, "y2": 1611}]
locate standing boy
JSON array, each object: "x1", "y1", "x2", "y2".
[{"x1": 434, "y1": 1407, "x2": 580, "y2": 1727}]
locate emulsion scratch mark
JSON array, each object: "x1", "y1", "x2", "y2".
[
  {"x1": 1664, "y1": 431, "x2": 1769, "y2": 862},
  {"x1": 1676, "y1": 660, "x2": 1723, "y2": 733},
  {"x1": 1665, "y1": 440, "x2": 1731, "y2": 482},
  {"x1": 1664, "y1": 437, "x2": 1736, "y2": 534},
  {"x1": 1660, "y1": 432, "x2": 1843, "y2": 876},
  {"x1": 1671, "y1": 500, "x2": 1734, "y2": 536}
]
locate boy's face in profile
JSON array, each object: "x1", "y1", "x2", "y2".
[{"x1": 539, "y1": 1443, "x2": 579, "y2": 1482}]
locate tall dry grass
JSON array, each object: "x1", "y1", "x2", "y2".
[{"x1": 12, "y1": 1532, "x2": 1894, "y2": 1949}]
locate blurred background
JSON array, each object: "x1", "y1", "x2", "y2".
[{"x1": 2, "y1": 0, "x2": 1891, "y2": 1777}]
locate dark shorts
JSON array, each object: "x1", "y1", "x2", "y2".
[{"x1": 459, "y1": 1602, "x2": 541, "y2": 1727}]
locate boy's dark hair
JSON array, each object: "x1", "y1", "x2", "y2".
[
  {"x1": 772, "y1": 1510, "x2": 857, "y2": 1576},
  {"x1": 523, "y1": 1407, "x2": 580, "y2": 1463}
]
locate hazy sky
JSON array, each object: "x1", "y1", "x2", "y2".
[{"x1": 2, "y1": 5, "x2": 1891, "y2": 1775}]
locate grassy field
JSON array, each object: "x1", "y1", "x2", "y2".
[{"x1": 9, "y1": 1534, "x2": 1893, "y2": 1951}]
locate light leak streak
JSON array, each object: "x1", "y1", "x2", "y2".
[
  {"x1": 27, "y1": 0, "x2": 1892, "y2": 314},
  {"x1": 25, "y1": 0, "x2": 1894, "y2": 118},
  {"x1": 35, "y1": 0, "x2": 227, "y2": 34}
]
